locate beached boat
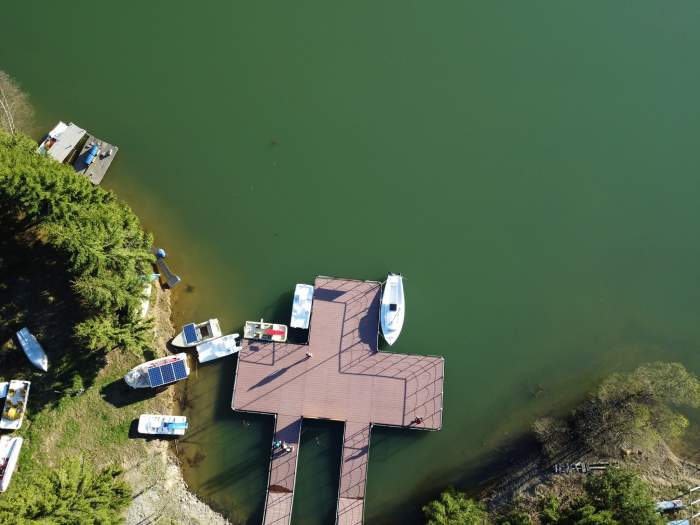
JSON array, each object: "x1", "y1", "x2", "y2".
[
  {"x1": 0, "y1": 436, "x2": 23, "y2": 492},
  {"x1": 380, "y1": 273, "x2": 405, "y2": 346},
  {"x1": 171, "y1": 319, "x2": 222, "y2": 348},
  {"x1": 290, "y1": 284, "x2": 314, "y2": 329},
  {"x1": 137, "y1": 414, "x2": 188, "y2": 436},
  {"x1": 0, "y1": 380, "x2": 31, "y2": 430},
  {"x1": 15, "y1": 327, "x2": 49, "y2": 372},
  {"x1": 244, "y1": 319, "x2": 288, "y2": 342},
  {"x1": 124, "y1": 353, "x2": 190, "y2": 389},
  {"x1": 197, "y1": 333, "x2": 241, "y2": 363}
]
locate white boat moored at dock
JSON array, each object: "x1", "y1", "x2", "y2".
[
  {"x1": 0, "y1": 380, "x2": 31, "y2": 430},
  {"x1": 290, "y1": 284, "x2": 314, "y2": 329},
  {"x1": 138, "y1": 414, "x2": 188, "y2": 436},
  {"x1": 197, "y1": 333, "x2": 241, "y2": 363},
  {"x1": 380, "y1": 273, "x2": 405, "y2": 346},
  {"x1": 244, "y1": 319, "x2": 288, "y2": 342},
  {"x1": 16, "y1": 327, "x2": 49, "y2": 372},
  {"x1": 124, "y1": 354, "x2": 190, "y2": 389},
  {"x1": 0, "y1": 436, "x2": 23, "y2": 492},
  {"x1": 172, "y1": 319, "x2": 222, "y2": 348}
]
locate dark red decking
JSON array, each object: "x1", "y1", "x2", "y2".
[{"x1": 231, "y1": 277, "x2": 444, "y2": 525}]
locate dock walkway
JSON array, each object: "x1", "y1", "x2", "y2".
[{"x1": 232, "y1": 276, "x2": 444, "y2": 525}]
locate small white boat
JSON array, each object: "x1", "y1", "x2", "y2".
[
  {"x1": 290, "y1": 284, "x2": 314, "y2": 329},
  {"x1": 172, "y1": 319, "x2": 222, "y2": 348},
  {"x1": 138, "y1": 414, "x2": 188, "y2": 436},
  {"x1": 0, "y1": 436, "x2": 23, "y2": 492},
  {"x1": 197, "y1": 333, "x2": 241, "y2": 363},
  {"x1": 16, "y1": 328, "x2": 49, "y2": 372},
  {"x1": 0, "y1": 380, "x2": 31, "y2": 430},
  {"x1": 244, "y1": 319, "x2": 288, "y2": 342},
  {"x1": 0, "y1": 383, "x2": 7, "y2": 399},
  {"x1": 380, "y1": 273, "x2": 405, "y2": 346},
  {"x1": 124, "y1": 353, "x2": 190, "y2": 389}
]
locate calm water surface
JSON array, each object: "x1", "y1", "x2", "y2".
[{"x1": 3, "y1": 2, "x2": 700, "y2": 523}]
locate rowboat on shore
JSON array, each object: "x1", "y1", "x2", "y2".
[
  {"x1": 244, "y1": 319, "x2": 288, "y2": 343},
  {"x1": 124, "y1": 354, "x2": 190, "y2": 389},
  {"x1": 196, "y1": 334, "x2": 241, "y2": 363},
  {"x1": 0, "y1": 380, "x2": 31, "y2": 430},
  {"x1": 16, "y1": 328, "x2": 49, "y2": 372},
  {"x1": 380, "y1": 273, "x2": 405, "y2": 346},
  {"x1": 137, "y1": 414, "x2": 188, "y2": 436},
  {"x1": 172, "y1": 319, "x2": 222, "y2": 348},
  {"x1": 0, "y1": 436, "x2": 23, "y2": 492}
]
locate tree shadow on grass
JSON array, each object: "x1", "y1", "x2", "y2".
[{"x1": 0, "y1": 220, "x2": 106, "y2": 411}]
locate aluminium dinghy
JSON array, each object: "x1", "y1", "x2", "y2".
[
  {"x1": 380, "y1": 273, "x2": 405, "y2": 346},
  {"x1": 16, "y1": 328, "x2": 48, "y2": 372}
]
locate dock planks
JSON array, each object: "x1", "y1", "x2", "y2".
[{"x1": 232, "y1": 277, "x2": 444, "y2": 525}]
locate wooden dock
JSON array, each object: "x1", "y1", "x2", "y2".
[
  {"x1": 72, "y1": 133, "x2": 118, "y2": 185},
  {"x1": 231, "y1": 276, "x2": 445, "y2": 525}
]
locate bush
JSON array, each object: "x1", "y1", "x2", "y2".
[
  {"x1": 0, "y1": 459, "x2": 131, "y2": 524},
  {"x1": 584, "y1": 469, "x2": 660, "y2": 525},
  {"x1": 423, "y1": 488, "x2": 491, "y2": 525}
]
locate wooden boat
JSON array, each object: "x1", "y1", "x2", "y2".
[
  {"x1": 0, "y1": 436, "x2": 23, "y2": 492},
  {"x1": 16, "y1": 328, "x2": 49, "y2": 372},
  {"x1": 137, "y1": 414, "x2": 188, "y2": 436},
  {"x1": 196, "y1": 334, "x2": 241, "y2": 363},
  {"x1": 380, "y1": 273, "x2": 405, "y2": 346},
  {"x1": 172, "y1": 319, "x2": 222, "y2": 348},
  {"x1": 124, "y1": 353, "x2": 190, "y2": 389},
  {"x1": 290, "y1": 284, "x2": 314, "y2": 329},
  {"x1": 0, "y1": 380, "x2": 31, "y2": 430},
  {"x1": 244, "y1": 319, "x2": 288, "y2": 342}
]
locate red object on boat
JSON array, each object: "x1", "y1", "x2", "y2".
[{"x1": 264, "y1": 329, "x2": 285, "y2": 336}]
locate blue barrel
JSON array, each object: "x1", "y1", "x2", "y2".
[{"x1": 85, "y1": 145, "x2": 99, "y2": 165}]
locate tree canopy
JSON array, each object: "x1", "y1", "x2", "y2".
[
  {"x1": 0, "y1": 130, "x2": 154, "y2": 354},
  {"x1": 0, "y1": 459, "x2": 131, "y2": 524},
  {"x1": 423, "y1": 488, "x2": 491, "y2": 525}
]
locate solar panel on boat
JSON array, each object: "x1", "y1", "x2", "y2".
[
  {"x1": 172, "y1": 360, "x2": 188, "y2": 380},
  {"x1": 183, "y1": 323, "x2": 198, "y2": 345},
  {"x1": 161, "y1": 364, "x2": 176, "y2": 384},
  {"x1": 147, "y1": 367, "x2": 164, "y2": 387}
]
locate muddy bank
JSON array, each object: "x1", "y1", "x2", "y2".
[{"x1": 123, "y1": 286, "x2": 230, "y2": 525}]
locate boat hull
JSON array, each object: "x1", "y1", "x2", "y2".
[
  {"x1": 0, "y1": 436, "x2": 23, "y2": 492},
  {"x1": 197, "y1": 334, "x2": 241, "y2": 363},
  {"x1": 290, "y1": 284, "x2": 314, "y2": 329},
  {"x1": 124, "y1": 353, "x2": 190, "y2": 389},
  {"x1": 16, "y1": 328, "x2": 48, "y2": 372},
  {"x1": 171, "y1": 319, "x2": 222, "y2": 348},
  {"x1": 380, "y1": 274, "x2": 405, "y2": 346},
  {"x1": 138, "y1": 414, "x2": 188, "y2": 436}
]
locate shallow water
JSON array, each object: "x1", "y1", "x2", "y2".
[{"x1": 3, "y1": 2, "x2": 700, "y2": 523}]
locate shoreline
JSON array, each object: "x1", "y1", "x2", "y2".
[{"x1": 123, "y1": 284, "x2": 231, "y2": 525}]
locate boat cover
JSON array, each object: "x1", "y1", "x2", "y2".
[{"x1": 0, "y1": 383, "x2": 6, "y2": 399}]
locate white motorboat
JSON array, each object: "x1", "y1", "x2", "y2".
[
  {"x1": 138, "y1": 414, "x2": 188, "y2": 436},
  {"x1": 0, "y1": 380, "x2": 31, "y2": 430},
  {"x1": 16, "y1": 328, "x2": 49, "y2": 372},
  {"x1": 171, "y1": 319, "x2": 222, "y2": 348},
  {"x1": 197, "y1": 333, "x2": 241, "y2": 363},
  {"x1": 290, "y1": 284, "x2": 314, "y2": 329},
  {"x1": 124, "y1": 353, "x2": 190, "y2": 389},
  {"x1": 244, "y1": 319, "x2": 288, "y2": 342},
  {"x1": 380, "y1": 273, "x2": 405, "y2": 346},
  {"x1": 0, "y1": 436, "x2": 23, "y2": 492}
]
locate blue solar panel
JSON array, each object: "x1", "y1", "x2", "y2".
[
  {"x1": 183, "y1": 323, "x2": 198, "y2": 345},
  {"x1": 161, "y1": 364, "x2": 176, "y2": 384},
  {"x1": 148, "y1": 367, "x2": 164, "y2": 387},
  {"x1": 173, "y1": 360, "x2": 188, "y2": 380}
]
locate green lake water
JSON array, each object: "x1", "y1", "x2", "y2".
[{"x1": 3, "y1": 2, "x2": 700, "y2": 523}]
